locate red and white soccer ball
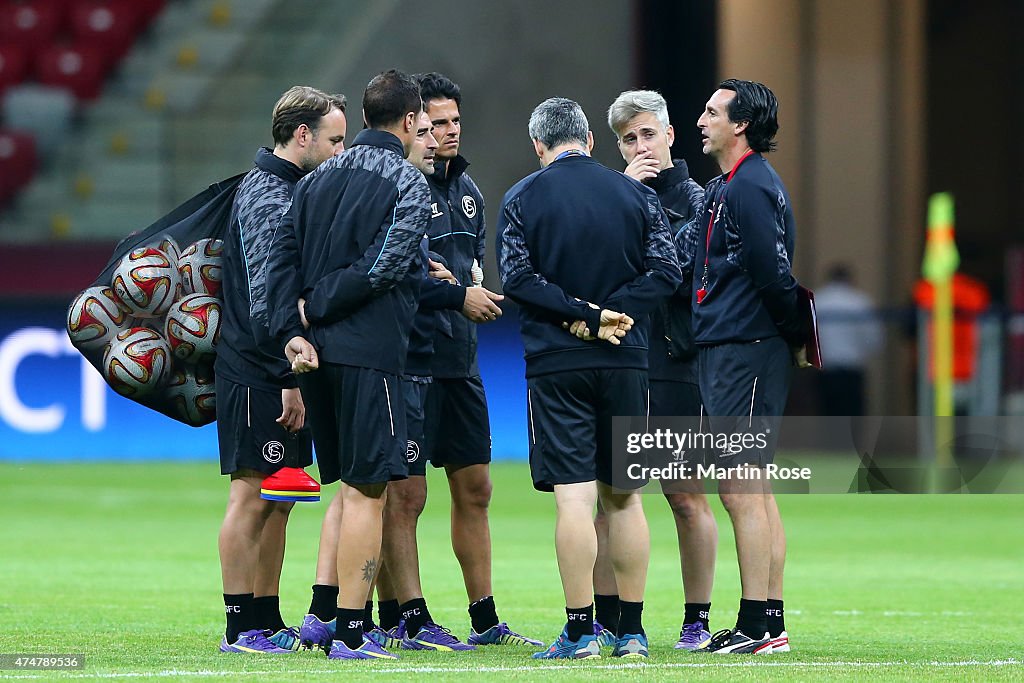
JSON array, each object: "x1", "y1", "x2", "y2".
[
  {"x1": 67, "y1": 286, "x2": 129, "y2": 351},
  {"x1": 155, "y1": 235, "x2": 181, "y2": 263},
  {"x1": 102, "y1": 327, "x2": 172, "y2": 397},
  {"x1": 164, "y1": 365, "x2": 216, "y2": 426},
  {"x1": 165, "y1": 294, "x2": 221, "y2": 364},
  {"x1": 179, "y1": 238, "x2": 223, "y2": 297},
  {"x1": 111, "y1": 247, "x2": 180, "y2": 318}
]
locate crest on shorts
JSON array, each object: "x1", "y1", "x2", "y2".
[
  {"x1": 406, "y1": 440, "x2": 420, "y2": 463},
  {"x1": 461, "y1": 195, "x2": 477, "y2": 219},
  {"x1": 262, "y1": 440, "x2": 284, "y2": 463}
]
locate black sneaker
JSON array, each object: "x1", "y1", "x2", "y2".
[{"x1": 699, "y1": 628, "x2": 772, "y2": 654}]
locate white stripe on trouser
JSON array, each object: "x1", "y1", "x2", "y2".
[
  {"x1": 383, "y1": 378, "x2": 395, "y2": 436},
  {"x1": 527, "y1": 389, "x2": 536, "y2": 444},
  {"x1": 748, "y1": 377, "x2": 758, "y2": 429},
  {"x1": 246, "y1": 387, "x2": 251, "y2": 428},
  {"x1": 645, "y1": 387, "x2": 650, "y2": 433}
]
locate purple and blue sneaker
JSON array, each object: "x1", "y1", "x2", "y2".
[
  {"x1": 219, "y1": 629, "x2": 293, "y2": 654},
  {"x1": 366, "y1": 625, "x2": 402, "y2": 650},
  {"x1": 532, "y1": 627, "x2": 601, "y2": 659},
  {"x1": 593, "y1": 621, "x2": 616, "y2": 648},
  {"x1": 401, "y1": 621, "x2": 476, "y2": 651},
  {"x1": 327, "y1": 635, "x2": 398, "y2": 660},
  {"x1": 468, "y1": 622, "x2": 543, "y2": 647},
  {"x1": 298, "y1": 614, "x2": 335, "y2": 651},
  {"x1": 674, "y1": 621, "x2": 712, "y2": 650}
]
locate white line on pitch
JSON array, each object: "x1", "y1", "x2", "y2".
[{"x1": 0, "y1": 659, "x2": 1019, "y2": 679}]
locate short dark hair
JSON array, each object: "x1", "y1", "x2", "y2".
[
  {"x1": 271, "y1": 86, "x2": 346, "y2": 146},
  {"x1": 362, "y1": 69, "x2": 423, "y2": 129},
  {"x1": 719, "y1": 79, "x2": 779, "y2": 153},
  {"x1": 416, "y1": 72, "x2": 461, "y2": 109}
]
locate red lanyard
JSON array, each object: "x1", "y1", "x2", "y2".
[{"x1": 696, "y1": 149, "x2": 755, "y2": 303}]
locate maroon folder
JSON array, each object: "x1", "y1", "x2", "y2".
[{"x1": 797, "y1": 285, "x2": 823, "y2": 369}]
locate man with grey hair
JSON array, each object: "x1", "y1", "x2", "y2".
[
  {"x1": 594, "y1": 89, "x2": 715, "y2": 651},
  {"x1": 497, "y1": 97, "x2": 681, "y2": 659}
]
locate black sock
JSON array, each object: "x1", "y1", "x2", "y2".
[
  {"x1": 252, "y1": 595, "x2": 286, "y2": 633},
  {"x1": 617, "y1": 600, "x2": 644, "y2": 637},
  {"x1": 594, "y1": 594, "x2": 620, "y2": 636},
  {"x1": 400, "y1": 597, "x2": 432, "y2": 635},
  {"x1": 736, "y1": 598, "x2": 768, "y2": 638},
  {"x1": 684, "y1": 602, "x2": 712, "y2": 629},
  {"x1": 223, "y1": 593, "x2": 254, "y2": 643},
  {"x1": 468, "y1": 595, "x2": 499, "y2": 633},
  {"x1": 336, "y1": 607, "x2": 365, "y2": 649},
  {"x1": 766, "y1": 599, "x2": 786, "y2": 637},
  {"x1": 308, "y1": 584, "x2": 338, "y2": 623},
  {"x1": 565, "y1": 604, "x2": 594, "y2": 642},
  {"x1": 363, "y1": 601, "x2": 377, "y2": 632},
  {"x1": 378, "y1": 599, "x2": 400, "y2": 631}
]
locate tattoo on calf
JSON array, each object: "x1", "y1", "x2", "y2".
[{"x1": 361, "y1": 558, "x2": 378, "y2": 583}]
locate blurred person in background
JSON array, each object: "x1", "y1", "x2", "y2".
[{"x1": 816, "y1": 263, "x2": 883, "y2": 416}]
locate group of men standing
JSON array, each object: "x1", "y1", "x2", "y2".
[{"x1": 211, "y1": 68, "x2": 804, "y2": 662}]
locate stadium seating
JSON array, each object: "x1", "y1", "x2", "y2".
[
  {"x1": 0, "y1": 1, "x2": 64, "y2": 56},
  {"x1": 69, "y1": 0, "x2": 142, "y2": 69},
  {"x1": 1, "y1": 83, "x2": 75, "y2": 157},
  {"x1": 0, "y1": 128, "x2": 37, "y2": 204},
  {"x1": 34, "y1": 41, "x2": 106, "y2": 99},
  {"x1": 0, "y1": 43, "x2": 29, "y2": 95}
]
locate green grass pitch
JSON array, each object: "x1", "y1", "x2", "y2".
[{"x1": 1, "y1": 461, "x2": 1022, "y2": 681}]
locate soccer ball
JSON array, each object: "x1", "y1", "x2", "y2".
[
  {"x1": 179, "y1": 238, "x2": 223, "y2": 297},
  {"x1": 164, "y1": 365, "x2": 216, "y2": 426},
  {"x1": 155, "y1": 235, "x2": 181, "y2": 263},
  {"x1": 67, "y1": 286, "x2": 129, "y2": 351},
  {"x1": 111, "y1": 247, "x2": 180, "y2": 318},
  {"x1": 165, "y1": 294, "x2": 221, "y2": 364},
  {"x1": 102, "y1": 327, "x2": 172, "y2": 397}
]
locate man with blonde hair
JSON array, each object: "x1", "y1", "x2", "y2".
[
  {"x1": 596, "y1": 89, "x2": 715, "y2": 651},
  {"x1": 216, "y1": 85, "x2": 346, "y2": 654}
]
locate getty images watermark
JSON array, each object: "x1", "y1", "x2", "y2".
[{"x1": 611, "y1": 416, "x2": 1024, "y2": 493}]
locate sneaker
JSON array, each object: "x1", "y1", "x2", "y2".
[
  {"x1": 468, "y1": 622, "x2": 544, "y2": 647},
  {"x1": 219, "y1": 629, "x2": 294, "y2": 654},
  {"x1": 299, "y1": 614, "x2": 336, "y2": 651},
  {"x1": 612, "y1": 632, "x2": 648, "y2": 658},
  {"x1": 674, "y1": 621, "x2": 712, "y2": 650},
  {"x1": 327, "y1": 635, "x2": 398, "y2": 660},
  {"x1": 366, "y1": 626, "x2": 401, "y2": 650},
  {"x1": 401, "y1": 621, "x2": 476, "y2": 651},
  {"x1": 532, "y1": 628, "x2": 601, "y2": 659},
  {"x1": 766, "y1": 630, "x2": 790, "y2": 653},
  {"x1": 593, "y1": 621, "x2": 616, "y2": 648},
  {"x1": 700, "y1": 628, "x2": 773, "y2": 654},
  {"x1": 268, "y1": 626, "x2": 301, "y2": 651}
]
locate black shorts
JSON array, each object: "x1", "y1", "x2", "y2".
[
  {"x1": 650, "y1": 379, "x2": 702, "y2": 417},
  {"x1": 216, "y1": 376, "x2": 313, "y2": 476},
  {"x1": 526, "y1": 368, "x2": 648, "y2": 492},
  {"x1": 423, "y1": 375, "x2": 491, "y2": 468},
  {"x1": 698, "y1": 337, "x2": 792, "y2": 468},
  {"x1": 402, "y1": 377, "x2": 430, "y2": 477},
  {"x1": 297, "y1": 363, "x2": 407, "y2": 486}
]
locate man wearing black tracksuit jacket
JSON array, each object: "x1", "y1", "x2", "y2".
[
  {"x1": 215, "y1": 86, "x2": 347, "y2": 654},
  {"x1": 682, "y1": 79, "x2": 805, "y2": 655},
  {"x1": 596, "y1": 89, "x2": 716, "y2": 651},
  {"x1": 498, "y1": 97, "x2": 680, "y2": 658},
  {"x1": 415, "y1": 73, "x2": 519, "y2": 643},
  {"x1": 265, "y1": 70, "x2": 430, "y2": 660}
]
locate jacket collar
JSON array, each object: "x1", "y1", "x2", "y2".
[
  {"x1": 646, "y1": 158, "x2": 691, "y2": 194},
  {"x1": 254, "y1": 147, "x2": 306, "y2": 185},
  {"x1": 431, "y1": 154, "x2": 470, "y2": 186},
  {"x1": 351, "y1": 129, "x2": 406, "y2": 158}
]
